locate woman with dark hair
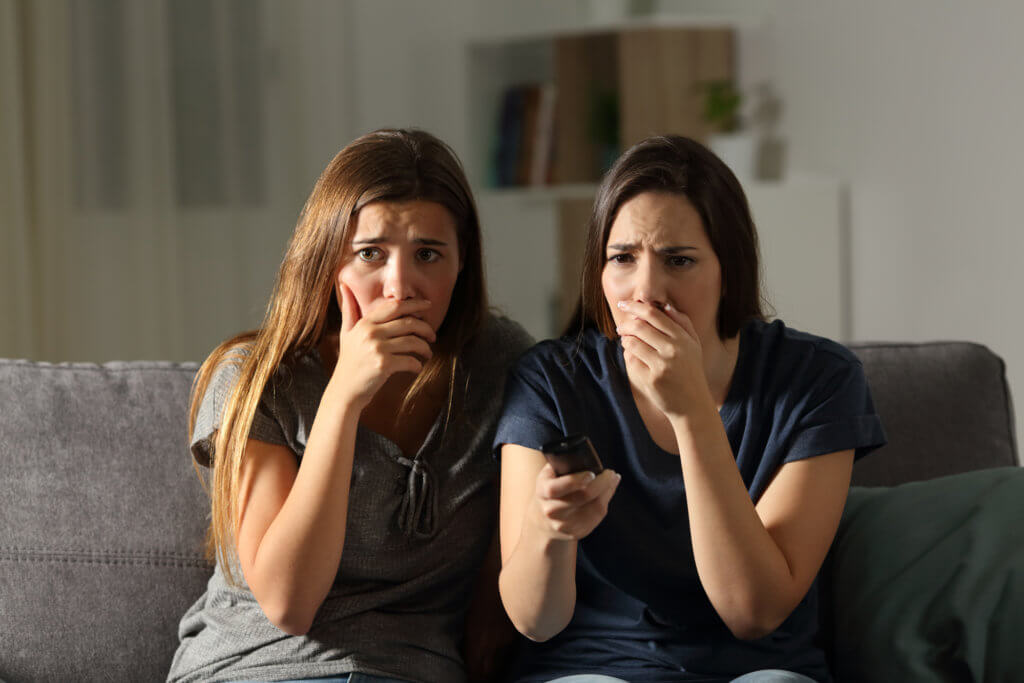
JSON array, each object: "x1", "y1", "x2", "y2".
[
  {"x1": 167, "y1": 129, "x2": 530, "y2": 683},
  {"x1": 496, "y1": 135, "x2": 886, "y2": 683}
]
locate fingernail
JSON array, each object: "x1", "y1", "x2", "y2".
[
  {"x1": 616, "y1": 300, "x2": 629, "y2": 310},
  {"x1": 664, "y1": 303, "x2": 673, "y2": 312},
  {"x1": 585, "y1": 471, "x2": 597, "y2": 482}
]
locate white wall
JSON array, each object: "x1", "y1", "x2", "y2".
[{"x1": 726, "y1": 0, "x2": 1024, "y2": 450}]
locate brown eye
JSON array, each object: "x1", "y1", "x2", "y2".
[
  {"x1": 358, "y1": 247, "x2": 383, "y2": 262},
  {"x1": 417, "y1": 248, "x2": 441, "y2": 263}
]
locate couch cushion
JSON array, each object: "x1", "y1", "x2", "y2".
[
  {"x1": 0, "y1": 359, "x2": 212, "y2": 682},
  {"x1": 849, "y1": 342, "x2": 1017, "y2": 486},
  {"x1": 827, "y1": 467, "x2": 1024, "y2": 682}
]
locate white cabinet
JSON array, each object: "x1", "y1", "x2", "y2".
[{"x1": 747, "y1": 178, "x2": 846, "y2": 340}]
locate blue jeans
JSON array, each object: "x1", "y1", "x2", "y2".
[
  {"x1": 230, "y1": 675, "x2": 411, "y2": 683},
  {"x1": 731, "y1": 672, "x2": 817, "y2": 683},
  {"x1": 546, "y1": 672, "x2": 816, "y2": 683}
]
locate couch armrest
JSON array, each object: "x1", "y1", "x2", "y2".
[{"x1": 0, "y1": 359, "x2": 212, "y2": 682}]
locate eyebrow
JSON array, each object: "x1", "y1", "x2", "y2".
[
  {"x1": 606, "y1": 243, "x2": 698, "y2": 254},
  {"x1": 351, "y1": 236, "x2": 449, "y2": 246}
]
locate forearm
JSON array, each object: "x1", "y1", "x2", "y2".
[
  {"x1": 498, "y1": 515, "x2": 578, "y2": 642},
  {"x1": 672, "y1": 406, "x2": 800, "y2": 639},
  {"x1": 246, "y1": 381, "x2": 359, "y2": 633}
]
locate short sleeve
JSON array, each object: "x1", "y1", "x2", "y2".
[
  {"x1": 492, "y1": 349, "x2": 565, "y2": 458},
  {"x1": 784, "y1": 354, "x2": 887, "y2": 464},
  {"x1": 190, "y1": 359, "x2": 290, "y2": 467},
  {"x1": 488, "y1": 314, "x2": 536, "y2": 364}
]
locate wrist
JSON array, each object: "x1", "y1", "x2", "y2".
[
  {"x1": 662, "y1": 381, "x2": 716, "y2": 420},
  {"x1": 323, "y1": 376, "x2": 368, "y2": 416},
  {"x1": 667, "y1": 399, "x2": 721, "y2": 438},
  {"x1": 526, "y1": 501, "x2": 578, "y2": 551}
]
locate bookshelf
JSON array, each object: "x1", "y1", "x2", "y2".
[
  {"x1": 467, "y1": 18, "x2": 847, "y2": 343},
  {"x1": 467, "y1": 20, "x2": 736, "y2": 189}
]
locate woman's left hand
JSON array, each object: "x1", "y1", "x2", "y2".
[{"x1": 615, "y1": 300, "x2": 712, "y2": 418}]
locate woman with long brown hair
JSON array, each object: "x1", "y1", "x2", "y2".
[
  {"x1": 495, "y1": 136, "x2": 886, "y2": 682},
  {"x1": 167, "y1": 129, "x2": 530, "y2": 683}
]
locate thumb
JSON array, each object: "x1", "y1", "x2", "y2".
[{"x1": 337, "y1": 280, "x2": 361, "y2": 333}]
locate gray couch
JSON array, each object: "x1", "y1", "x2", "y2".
[{"x1": 1, "y1": 342, "x2": 1019, "y2": 682}]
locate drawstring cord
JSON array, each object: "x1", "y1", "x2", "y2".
[{"x1": 394, "y1": 456, "x2": 438, "y2": 538}]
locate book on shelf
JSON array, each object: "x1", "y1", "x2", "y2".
[
  {"x1": 492, "y1": 82, "x2": 557, "y2": 188},
  {"x1": 530, "y1": 83, "x2": 557, "y2": 186}
]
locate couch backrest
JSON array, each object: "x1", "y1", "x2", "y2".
[
  {"x1": 0, "y1": 341, "x2": 1018, "y2": 680},
  {"x1": 0, "y1": 359, "x2": 210, "y2": 683},
  {"x1": 849, "y1": 342, "x2": 1018, "y2": 486}
]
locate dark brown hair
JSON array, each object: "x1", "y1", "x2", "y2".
[{"x1": 567, "y1": 134, "x2": 766, "y2": 340}]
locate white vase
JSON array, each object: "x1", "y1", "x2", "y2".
[{"x1": 707, "y1": 131, "x2": 759, "y2": 181}]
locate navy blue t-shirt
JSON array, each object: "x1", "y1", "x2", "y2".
[{"x1": 493, "y1": 319, "x2": 887, "y2": 683}]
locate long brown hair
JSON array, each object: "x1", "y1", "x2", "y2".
[
  {"x1": 566, "y1": 134, "x2": 766, "y2": 340},
  {"x1": 189, "y1": 129, "x2": 487, "y2": 584}
]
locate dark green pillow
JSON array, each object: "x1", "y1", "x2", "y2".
[{"x1": 828, "y1": 467, "x2": 1024, "y2": 682}]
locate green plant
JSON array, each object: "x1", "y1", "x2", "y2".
[
  {"x1": 588, "y1": 87, "x2": 619, "y2": 147},
  {"x1": 588, "y1": 86, "x2": 620, "y2": 174},
  {"x1": 701, "y1": 80, "x2": 743, "y2": 133}
]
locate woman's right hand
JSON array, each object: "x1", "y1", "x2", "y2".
[
  {"x1": 330, "y1": 281, "x2": 437, "y2": 409},
  {"x1": 528, "y1": 464, "x2": 621, "y2": 541}
]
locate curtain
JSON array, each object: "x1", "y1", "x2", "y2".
[
  {"x1": 0, "y1": 0, "x2": 353, "y2": 363},
  {"x1": 1, "y1": 0, "x2": 36, "y2": 359}
]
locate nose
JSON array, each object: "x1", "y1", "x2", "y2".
[
  {"x1": 633, "y1": 256, "x2": 666, "y2": 309},
  {"x1": 382, "y1": 253, "x2": 417, "y2": 300}
]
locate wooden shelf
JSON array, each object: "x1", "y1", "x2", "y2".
[
  {"x1": 467, "y1": 22, "x2": 738, "y2": 190},
  {"x1": 468, "y1": 14, "x2": 759, "y2": 45}
]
